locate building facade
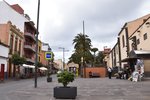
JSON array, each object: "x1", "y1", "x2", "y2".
[
  {"x1": 0, "y1": 42, "x2": 9, "y2": 80},
  {"x1": 0, "y1": 21, "x2": 24, "y2": 78},
  {"x1": 0, "y1": 1, "x2": 37, "y2": 78},
  {"x1": 24, "y1": 21, "x2": 36, "y2": 64},
  {"x1": 106, "y1": 14, "x2": 150, "y2": 77}
]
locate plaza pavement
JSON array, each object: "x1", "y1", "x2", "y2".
[{"x1": 2, "y1": 75, "x2": 150, "y2": 100}]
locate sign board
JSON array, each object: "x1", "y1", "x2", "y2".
[{"x1": 45, "y1": 52, "x2": 53, "y2": 60}]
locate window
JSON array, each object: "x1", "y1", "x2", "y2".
[
  {"x1": 122, "y1": 35, "x2": 125, "y2": 47},
  {"x1": 19, "y1": 40, "x2": 21, "y2": 55},
  {"x1": 137, "y1": 39, "x2": 140, "y2": 45},
  {"x1": 39, "y1": 46, "x2": 41, "y2": 53},
  {"x1": 15, "y1": 37, "x2": 18, "y2": 52},
  {"x1": 9, "y1": 35, "x2": 14, "y2": 54},
  {"x1": 38, "y1": 56, "x2": 40, "y2": 62},
  {"x1": 143, "y1": 33, "x2": 147, "y2": 40}
]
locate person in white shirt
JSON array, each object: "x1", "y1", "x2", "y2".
[{"x1": 108, "y1": 67, "x2": 112, "y2": 79}]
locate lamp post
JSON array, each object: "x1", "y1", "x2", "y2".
[
  {"x1": 35, "y1": 0, "x2": 40, "y2": 88},
  {"x1": 59, "y1": 47, "x2": 69, "y2": 70}
]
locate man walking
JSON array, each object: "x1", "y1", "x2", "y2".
[{"x1": 108, "y1": 67, "x2": 112, "y2": 79}]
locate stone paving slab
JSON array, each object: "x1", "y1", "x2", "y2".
[{"x1": 2, "y1": 77, "x2": 150, "y2": 100}]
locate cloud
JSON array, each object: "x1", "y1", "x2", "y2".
[{"x1": 5, "y1": 0, "x2": 150, "y2": 61}]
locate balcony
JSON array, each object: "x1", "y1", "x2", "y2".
[
  {"x1": 24, "y1": 32, "x2": 36, "y2": 42},
  {"x1": 24, "y1": 42, "x2": 36, "y2": 52},
  {"x1": 25, "y1": 55, "x2": 35, "y2": 64}
]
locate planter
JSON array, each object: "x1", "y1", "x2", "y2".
[
  {"x1": 54, "y1": 86, "x2": 77, "y2": 99},
  {"x1": 47, "y1": 77, "x2": 52, "y2": 82}
]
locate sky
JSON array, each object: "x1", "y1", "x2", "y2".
[{"x1": 4, "y1": 0, "x2": 150, "y2": 62}]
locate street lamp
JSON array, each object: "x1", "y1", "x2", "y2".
[
  {"x1": 59, "y1": 47, "x2": 69, "y2": 70},
  {"x1": 35, "y1": 0, "x2": 40, "y2": 88}
]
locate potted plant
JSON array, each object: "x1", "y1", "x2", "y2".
[{"x1": 54, "y1": 70, "x2": 77, "y2": 99}]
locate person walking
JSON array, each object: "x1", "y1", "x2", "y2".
[{"x1": 108, "y1": 67, "x2": 112, "y2": 79}]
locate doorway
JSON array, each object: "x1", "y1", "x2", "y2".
[{"x1": 0, "y1": 64, "x2": 5, "y2": 81}]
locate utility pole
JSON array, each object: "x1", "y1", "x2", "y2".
[
  {"x1": 59, "y1": 47, "x2": 69, "y2": 70},
  {"x1": 83, "y1": 21, "x2": 85, "y2": 35},
  {"x1": 82, "y1": 20, "x2": 86, "y2": 77},
  {"x1": 35, "y1": 0, "x2": 40, "y2": 88}
]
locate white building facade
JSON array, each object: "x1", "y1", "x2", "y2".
[
  {"x1": 0, "y1": 42, "x2": 9, "y2": 80},
  {"x1": 0, "y1": 1, "x2": 27, "y2": 32}
]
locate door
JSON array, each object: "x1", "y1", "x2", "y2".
[{"x1": 0, "y1": 64, "x2": 5, "y2": 81}]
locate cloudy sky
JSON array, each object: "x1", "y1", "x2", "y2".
[{"x1": 5, "y1": 0, "x2": 150, "y2": 62}]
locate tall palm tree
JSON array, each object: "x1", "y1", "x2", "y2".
[
  {"x1": 73, "y1": 33, "x2": 91, "y2": 59},
  {"x1": 70, "y1": 33, "x2": 92, "y2": 76}
]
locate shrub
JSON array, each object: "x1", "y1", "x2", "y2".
[{"x1": 57, "y1": 70, "x2": 74, "y2": 87}]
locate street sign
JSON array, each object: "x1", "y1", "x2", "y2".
[{"x1": 45, "y1": 52, "x2": 53, "y2": 60}]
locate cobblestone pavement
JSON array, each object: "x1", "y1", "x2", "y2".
[{"x1": 1, "y1": 76, "x2": 150, "y2": 100}]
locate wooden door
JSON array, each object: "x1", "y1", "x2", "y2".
[{"x1": 0, "y1": 64, "x2": 5, "y2": 80}]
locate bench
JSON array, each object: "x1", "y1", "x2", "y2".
[{"x1": 89, "y1": 72, "x2": 100, "y2": 78}]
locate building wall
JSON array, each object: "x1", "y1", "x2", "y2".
[
  {"x1": 115, "y1": 44, "x2": 120, "y2": 67},
  {"x1": 127, "y1": 17, "x2": 150, "y2": 76},
  {"x1": 54, "y1": 59, "x2": 63, "y2": 70},
  {"x1": 0, "y1": 44, "x2": 9, "y2": 72},
  {"x1": 0, "y1": 22, "x2": 24, "y2": 77},
  {"x1": 128, "y1": 20, "x2": 150, "y2": 51},
  {"x1": 127, "y1": 14, "x2": 150, "y2": 37},
  {"x1": 38, "y1": 40, "x2": 42, "y2": 62},
  {"x1": 119, "y1": 29, "x2": 128, "y2": 60},
  {"x1": 135, "y1": 19, "x2": 150, "y2": 50},
  {"x1": 84, "y1": 67, "x2": 106, "y2": 78},
  {"x1": 40, "y1": 50, "x2": 48, "y2": 66},
  {"x1": 117, "y1": 14, "x2": 150, "y2": 69},
  {"x1": 0, "y1": 1, "x2": 27, "y2": 32},
  {"x1": 0, "y1": 24, "x2": 10, "y2": 45}
]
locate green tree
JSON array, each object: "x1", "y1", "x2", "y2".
[
  {"x1": 73, "y1": 33, "x2": 91, "y2": 53},
  {"x1": 91, "y1": 48, "x2": 98, "y2": 66},
  {"x1": 37, "y1": 62, "x2": 43, "y2": 68},
  {"x1": 69, "y1": 33, "x2": 92, "y2": 75},
  {"x1": 11, "y1": 53, "x2": 26, "y2": 65},
  {"x1": 95, "y1": 51, "x2": 105, "y2": 66},
  {"x1": 72, "y1": 33, "x2": 92, "y2": 63},
  {"x1": 11, "y1": 53, "x2": 26, "y2": 78}
]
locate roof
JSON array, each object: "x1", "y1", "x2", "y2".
[
  {"x1": 118, "y1": 14, "x2": 150, "y2": 36},
  {"x1": 121, "y1": 57, "x2": 139, "y2": 62}
]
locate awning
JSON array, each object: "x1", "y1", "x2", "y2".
[
  {"x1": 39, "y1": 67, "x2": 47, "y2": 71},
  {"x1": 120, "y1": 50, "x2": 150, "y2": 62},
  {"x1": 129, "y1": 50, "x2": 150, "y2": 58},
  {"x1": 22, "y1": 64, "x2": 35, "y2": 68},
  {"x1": 120, "y1": 57, "x2": 140, "y2": 62}
]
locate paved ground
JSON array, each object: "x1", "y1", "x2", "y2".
[{"x1": 0, "y1": 75, "x2": 150, "y2": 100}]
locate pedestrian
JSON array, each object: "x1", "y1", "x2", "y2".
[{"x1": 108, "y1": 67, "x2": 112, "y2": 79}]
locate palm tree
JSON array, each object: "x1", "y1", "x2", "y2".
[
  {"x1": 73, "y1": 33, "x2": 92, "y2": 60},
  {"x1": 70, "y1": 33, "x2": 92, "y2": 76},
  {"x1": 91, "y1": 48, "x2": 98, "y2": 67}
]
